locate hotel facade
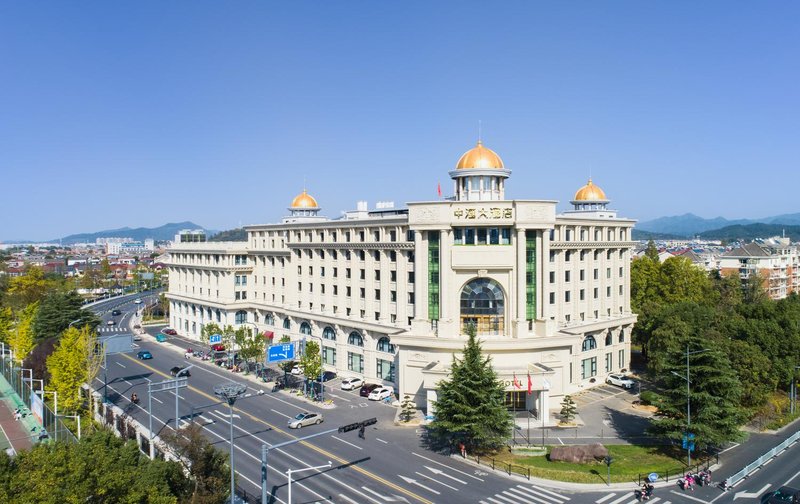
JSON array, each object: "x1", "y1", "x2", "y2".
[{"x1": 166, "y1": 141, "x2": 637, "y2": 424}]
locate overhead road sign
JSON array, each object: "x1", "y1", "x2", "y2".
[{"x1": 267, "y1": 343, "x2": 295, "y2": 363}]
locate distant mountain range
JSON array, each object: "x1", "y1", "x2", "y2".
[
  {"x1": 55, "y1": 221, "x2": 213, "y2": 245},
  {"x1": 636, "y1": 212, "x2": 800, "y2": 238}
]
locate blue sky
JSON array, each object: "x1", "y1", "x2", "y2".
[{"x1": 1, "y1": 2, "x2": 798, "y2": 241}]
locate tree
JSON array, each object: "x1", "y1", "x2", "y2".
[
  {"x1": 33, "y1": 290, "x2": 100, "y2": 341},
  {"x1": 237, "y1": 328, "x2": 266, "y2": 373},
  {"x1": 400, "y1": 395, "x2": 416, "y2": 422},
  {"x1": 644, "y1": 240, "x2": 659, "y2": 261},
  {"x1": 649, "y1": 336, "x2": 745, "y2": 450},
  {"x1": 429, "y1": 324, "x2": 512, "y2": 454},
  {"x1": 0, "y1": 430, "x2": 190, "y2": 503},
  {"x1": 46, "y1": 325, "x2": 100, "y2": 412},
  {"x1": 0, "y1": 307, "x2": 12, "y2": 344},
  {"x1": 201, "y1": 322, "x2": 223, "y2": 345},
  {"x1": 559, "y1": 395, "x2": 577, "y2": 424},
  {"x1": 7, "y1": 266, "x2": 51, "y2": 310},
  {"x1": 160, "y1": 422, "x2": 229, "y2": 503},
  {"x1": 300, "y1": 340, "x2": 322, "y2": 383},
  {"x1": 159, "y1": 291, "x2": 169, "y2": 317},
  {"x1": 8, "y1": 302, "x2": 38, "y2": 363}
]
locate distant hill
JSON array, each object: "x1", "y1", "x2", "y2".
[
  {"x1": 631, "y1": 229, "x2": 683, "y2": 241},
  {"x1": 208, "y1": 228, "x2": 247, "y2": 242},
  {"x1": 697, "y1": 224, "x2": 800, "y2": 242},
  {"x1": 637, "y1": 212, "x2": 800, "y2": 237},
  {"x1": 57, "y1": 221, "x2": 211, "y2": 244}
]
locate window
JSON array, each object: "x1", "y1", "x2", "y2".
[
  {"x1": 390, "y1": 290, "x2": 397, "y2": 302},
  {"x1": 390, "y1": 270, "x2": 397, "y2": 282},
  {"x1": 549, "y1": 272, "x2": 555, "y2": 283},
  {"x1": 265, "y1": 313, "x2": 274, "y2": 325},
  {"x1": 565, "y1": 291, "x2": 571, "y2": 302},
  {"x1": 323, "y1": 346, "x2": 336, "y2": 366},
  {"x1": 407, "y1": 230, "x2": 415, "y2": 241},
  {"x1": 348, "y1": 352, "x2": 364, "y2": 374},
  {"x1": 323, "y1": 327, "x2": 336, "y2": 341},
  {"x1": 619, "y1": 267, "x2": 624, "y2": 278},
  {"x1": 408, "y1": 271, "x2": 415, "y2": 283},
  {"x1": 594, "y1": 269, "x2": 599, "y2": 280},
  {"x1": 582, "y1": 335, "x2": 597, "y2": 352},
  {"x1": 579, "y1": 289, "x2": 585, "y2": 301},
  {"x1": 377, "y1": 336, "x2": 395, "y2": 353},
  {"x1": 390, "y1": 251, "x2": 397, "y2": 262},
  {"x1": 375, "y1": 289, "x2": 380, "y2": 300},
  {"x1": 605, "y1": 353, "x2": 612, "y2": 372},
  {"x1": 580, "y1": 270, "x2": 585, "y2": 281},
  {"x1": 460, "y1": 277, "x2": 505, "y2": 336},
  {"x1": 348, "y1": 331, "x2": 364, "y2": 347},
  {"x1": 360, "y1": 288, "x2": 365, "y2": 299},
  {"x1": 360, "y1": 269, "x2": 365, "y2": 280},
  {"x1": 619, "y1": 332, "x2": 625, "y2": 343},
  {"x1": 376, "y1": 359, "x2": 395, "y2": 381},
  {"x1": 375, "y1": 270, "x2": 380, "y2": 281},
  {"x1": 283, "y1": 318, "x2": 291, "y2": 330},
  {"x1": 593, "y1": 288, "x2": 599, "y2": 299},
  {"x1": 619, "y1": 349, "x2": 625, "y2": 369},
  {"x1": 581, "y1": 357, "x2": 597, "y2": 379},
  {"x1": 408, "y1": 292, "x2": 415, "y2": 303},
  {"x1": 300, "y1": 322, "x2": 312, "y2": 336},
  {"x1": 605, "y1": 331, "x2": 612, "y2": 346},
  {"x1": 549, "y1": 292, "x2": 555, "y2": 304},
  {"x1": 565, "y1": 271, "x2": 571, "y2": 282},
  {"x1": 235, "y1": 311, "x2": 247, "y2": 324}
]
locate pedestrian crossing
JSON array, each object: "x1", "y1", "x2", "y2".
[
  {"x1": 594, "y1": 493, "x2": 671, "y2": 504},
  {"x1": 98, "y1": 326, "x2": 127, "y2": 333},
  {"x1": 480, "y1": 484, "x2": 570, "y2": 504}
]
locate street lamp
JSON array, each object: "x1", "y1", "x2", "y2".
[
  {"x1": 287, "y1": 462, "x2": 332, "y2": 504},
  {"x1": 214, "y1": 381, "x2": 247, "y2": 504},
  {"x1": 671, "y1": 345, "x2": 710, "y2": 468}
]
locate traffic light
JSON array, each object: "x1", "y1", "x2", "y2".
[{"x1": 338, "y1": 422, "x2": 361, "y2": 433}]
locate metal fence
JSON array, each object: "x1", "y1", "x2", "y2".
[
  {"x1": 473, "y1": 455, "x2": 532, "y2": 480},
  {"x1": 726, "y1": 429, "x2": 800, "y2": 487},
  {"x1": 637, "y1": 455, "x2": 716, "y2": 485},
  {"x1": 0, "y1": 352, "x2": 78, "y2": 444}
]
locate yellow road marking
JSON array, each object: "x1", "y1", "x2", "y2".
[{"x1": 120, "y1": 353, "x2": 433, "y2": 504}]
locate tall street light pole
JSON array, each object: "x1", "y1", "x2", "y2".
[
  {"x1": 214, "y1": 381, "x2": 247, "y2": 504},
  {"x1": 671, "y1": 345, "x2": 710, "y2": 468}
]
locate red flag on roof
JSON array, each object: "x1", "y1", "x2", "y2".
[{"x1": 437, "y1": 182, "x2": 442, "y2": 198}]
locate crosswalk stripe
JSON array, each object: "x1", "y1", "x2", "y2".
[
  {"x1": 596, "y1": 494, "x2": 617, "y2": 503},
  {"x1": 507, "y1": 488, "x2": 554, "y2": 504},
  {"x1": 607, "y1": 495, "x2": 632, "y2": 504},
  {"x1": 513, "y1": 485, "x2": 568, "y2": 503},
  {"x1": 505, "y1": 488, "x2": 556, "y2": 504},
  {"x1": 494, "y1": 492, "x2": 525, "y2": 504},
  {"x1": 508, "y1": 487, "x2": 565, "y2": 504},
  {"x1": 486, "y1": 498, "x2": 505, "y2": 504}
]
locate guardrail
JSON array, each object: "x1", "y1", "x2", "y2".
[
  {"x1": 473, "y1": 455, "x2": 531, "y2": 480},
  {"x1": 726, "y1": 429, "x2": 800, "y2": 487}
]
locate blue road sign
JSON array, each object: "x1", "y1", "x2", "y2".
[
  {"x1": 267, "y1": 343, "x2": 295, "y2": 363},
  {"x1": 209, "y1": 334, "x2": 222, "y2": 344}
]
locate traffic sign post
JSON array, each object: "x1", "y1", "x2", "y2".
[
  {"x1": 209, "y1": 334, "x2": 222, "y2": 344},
  {"x1": 267, "y1": 343, "x2": 295, "y2": 363}
]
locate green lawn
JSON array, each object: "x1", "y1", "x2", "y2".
[{"x1": 490, "y1": 445, "x2": 690, "y2": 484}]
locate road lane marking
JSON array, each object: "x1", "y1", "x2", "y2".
[
  {"x1": 520, "y1": 484, "x2": 569, "y2": 501},
  {"x1": 669, "y1": 491, "x2": 707, "y2": 503},
  {"x1": 786, "y1": 466, "x2": 800, "y2": 485},
  {"x1": 501, "y1": 489, "x2": 547, "y2": 504},
  {"x1": 376, "y1": 437, "x2": 388, "y2": 444},
  {"x1": 508, "y1": 487, "x2": 562, "y2": 503},
  {"x1": 424, "y1": 466, "x2": 466, "y2": 484},
  {"x1": 362, "y1": 486, "x2": 398, "y2": 503},
  {"x1": 495, "y1": 492, "x2": 526, "y2": 503},
  {"x1": 399, "y1": 475, "x2": 439, "y2": 495},
  {"x1": 332, "y1": 435, "x2": 363, "y2": 450},
  {"x1": 339, "y1": 495, "x2": 359, "y2": 504},
  {"x1": 151, "y1": 396, "x2": 163, "y2": 404},
  {"x1": 412, "y1": 452, "x2": 484, "y2": 481},
  {"x1": 120, "y1": 352, "x2": 433, "y2": 504},
  {"x1": 596, "y1": 494, "x2": 617, "y2": 503},
  {"x1": 414, "y1": 471, "x2": 458, "y2": 491},
  {"x1": 270, "y1": 408, "x2": 293, "y2": 419},
  {"x1": 607, "y1": 494, "x2": 631, "y2": 504},
  {"x1": 115, "y1": 362, "x2": 126, "y2": 368}
]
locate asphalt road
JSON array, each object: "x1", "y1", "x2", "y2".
[{"x1": 86, "y1": 295, "x2": 800, "y2": 504}]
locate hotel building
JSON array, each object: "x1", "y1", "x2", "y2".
[{"x1": 166, "y1": 141, "x2": 637, "y2": 423}]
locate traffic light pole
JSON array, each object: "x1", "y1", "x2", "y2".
[{"x1": 261, "y1": 418, "x2": 376, "y2": 503}]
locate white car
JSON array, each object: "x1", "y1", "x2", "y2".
[
  {"x1": 106, "y1": 320, "x2": 116, "y2": 326},
  {"x1": 368, "y1": 386, "x2": 394, "y2": 401},
  {"x1": 290, "y1": 364, "x2": 303, "y2": 375},
  {"x1": 340, "y1": 377, "x2": 364, "y2": 391},
  {"x1": 134, "y1": 298, "x2": 143, "y2": 304},
  {"x1": 288, "y1": 412, "x2": 323, "y2": 429},
  {"x1": 606, "y1": 373, "x2": 636, "y2": 389}
]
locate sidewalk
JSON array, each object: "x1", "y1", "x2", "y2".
[{"x1": 0, "y1": 374, "x2": 41, "y2": 455}]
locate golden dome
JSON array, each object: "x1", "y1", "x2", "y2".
[
  {"x1": 573, "y1": 178, "x2": 608, "y2": 201},
  {"x1": 456, "y1": 140, "x2": 504, "y2": 170},
  {"x1": 290, "y1": 190, "x2": 319, "y2": 208}
]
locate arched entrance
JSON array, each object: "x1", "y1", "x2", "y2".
[{"x1": 460, "y1": 278, "x2": 505, "y2": 335}]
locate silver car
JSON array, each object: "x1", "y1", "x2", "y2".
[
  {"x1": 288, "y1": 412, "x2": 323, "y2": 429},
  {"x1": 606, "y1": 373, "x2": 635, "y2": 389}
]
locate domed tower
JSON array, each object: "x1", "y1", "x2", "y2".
[
  {"x1": 449, "y1": 141, "x2": 511, "y2": 201},
  {"x1": 283, "y1": 189, "x2": 325, "y2": 223},
  {"x1": 566, "y1": 178, "x2": 616, "y2": 217}
]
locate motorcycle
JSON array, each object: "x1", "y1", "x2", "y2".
[{"x1": 131, "y1": 394, "x2": 139, "y2": 405}]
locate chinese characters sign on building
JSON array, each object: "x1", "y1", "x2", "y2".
[{"x1": 453, "y1": 207, "x2": 513, "y2": 220}]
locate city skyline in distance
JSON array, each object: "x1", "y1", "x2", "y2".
[{"x1": 2, "y1": 2, "x2": 798, "y2": 241}]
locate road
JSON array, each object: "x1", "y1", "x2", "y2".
[{"x1": 86, "y1": 294, "x2": 800, "y2": 504}]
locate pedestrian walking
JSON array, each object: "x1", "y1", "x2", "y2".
[{"x1": 458, "y1": 441, "x2": 466, "y2": 458}]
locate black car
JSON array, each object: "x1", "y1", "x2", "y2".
[
  {"x1": 359, "y1": 383, "x2": 380, "y2": 397},
  {"x1": 170, "y1": 366, "x2": 190, "y2": 377},
  {"x1": 765, "y1": 487, "x2": 800, "y2": 504},
  {"x1": 316, "y1": 371, "x2": 337, "y2": 382},
  {"x1": 111, "y1": 309, "x2": 122, "y2": 316}
]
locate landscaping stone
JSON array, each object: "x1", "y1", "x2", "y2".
[{"x1": 549, "y1": 443, "x2": 608, "y2": 463}]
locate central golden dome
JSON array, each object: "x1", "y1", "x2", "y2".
[
  {"x1": 573, "y1": 179, "x2": 607, "y2": 201},
  {"x1": 456, "y1": 140, "x2": 504, "y2": 170},
  {"x1": 290, "y1": 190, "x2": 319, "y2": 208}
]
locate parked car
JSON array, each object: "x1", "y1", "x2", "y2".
[
  {"x1": 111, "y1": 309, "x2": 122, "y2": 316},
  {"x1": 136, "y1": 350, "x2": 152, "y2": 360},
  {"x1": 341, "y1": 377, "x2": 364, "y2": 390},
  {"x1": 359, "y1": 384, "x2": 380, "y2": 397},
  {"x1": 170, "y1": 366, "x2": 190, "y2": 377},
  {"x1": 316, "y1": 371, "x2": 337, "y2": 382},
  {"x1": 132, "y1": 334, "x2": 142, "y2": 341},
  {"x1": 368, "y1": 386, "x2": 394, "y2": 401},
  {"x1": 161, "y1": 328, "x2": 178, "y2": 336},
  {"x1": 211, "y1": 343, "x2": 225, "y2": 352},
  {"x1": 765, "y1": 487, "x2": 800, "y2": 503},
  {"x1": 291, "y1": 364, "x2": 303, "y2": 375},
  {"x1": 106, "y1": 320, "x2": 116, "y2": 326},
  {"x1": 288, "y1": 412, "x2": 323, "y2": 429},
  {"x1": 134, "y1": 299, "x2": 142, "y2": 304},
  {"x1": 606, "y1": 373, "x2": 636, "y2": 389},
  {"x1": 156, "y1": 334, "x2": 167, "y2": 343}
]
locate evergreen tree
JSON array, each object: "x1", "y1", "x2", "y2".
[
  {"x1": 559, "y1": 395, "x2": 577, "y2": 424},
  {"x1": 649, "y1": 335, "x2": 745, "y2": 451},
  {"x1": 400, "y1": 395, "x2": 416, "y2": 422},
  {"x1": 644, "y1": 240, "x2": 659, "y2": 261},
  {"x1": 429, "y1": 324, "x2": 512, "y2": 454},
  {"x1": 33, "y1": 290, "x2": 99, "y2": 341}
]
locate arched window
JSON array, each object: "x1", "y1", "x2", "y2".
[
  {"x1": 265, "y1": 313, "x2": 274, "y2": 325},
  {"x1": 235, "y1": 310, "x2": 247, "y2": 324},
  {"x1": 605, "y1": 331, "x2": 612, "y2": 346},
  {"x1": 323, "y1": 327, "x2": 336, "y2": 341},
  {"x1": 619, "y1": 331, "x2": 625, "y2": 344},
  {"x1": 283, "y1": 318, "x2": 291, "y2": 330},
  {"x1": 377, "y1": 336, "x2": 395, "y2": 353},
  {"x1": 300, "y1": 322, "x2": 312, "y2": 336},
  {"x1": 348, "y1": 331, "x2": 364, "y2": 347},
  {"x1": 460, "y1": 278, "x2": 505, "y2": 335},
  {"x1": 582, "y1": 335, "x2": 597, "y2": 352}
]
